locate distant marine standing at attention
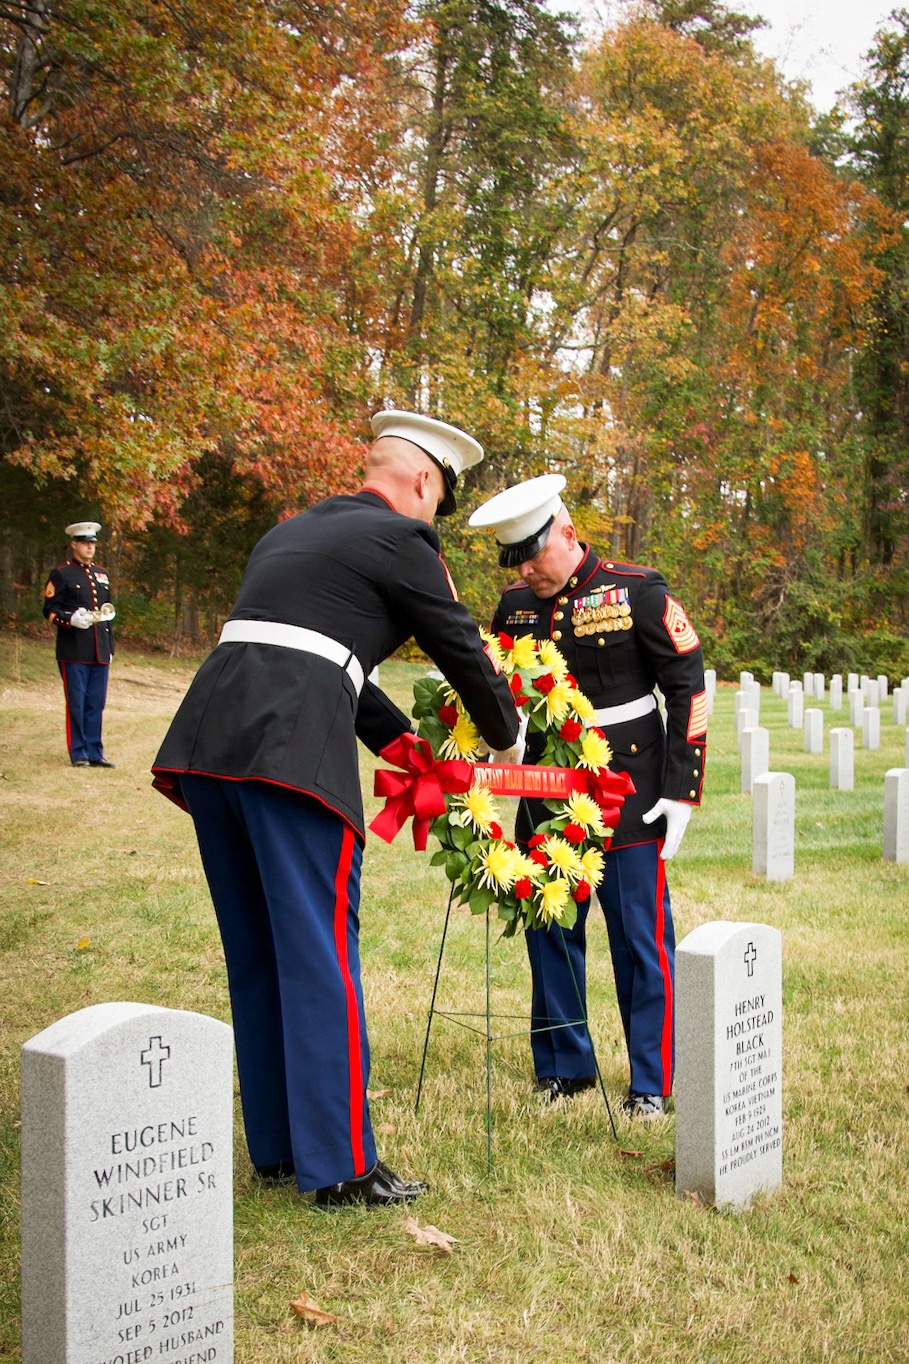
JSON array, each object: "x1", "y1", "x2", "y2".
[{"x1": 43, "y1": 521, "x2": 117, "y2": 768}]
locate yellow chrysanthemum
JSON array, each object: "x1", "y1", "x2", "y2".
[
  {"x1": 578, "y1": 730, "x2": 613, "y2": 772},
  {"x1": 510, "y1": 634, "x2": 538, "y2": 670},
  {"x1": 441, "y1": 683, "x2": 464, "y2": 712},
  {"x1": 538, "y1": 876, "x2": 571, "y2": 923},
  {"x1": 543, "y1": 680, "x2": 574, "y2": 725},
  {"x1": 570, "y1": 691, "x2": 595, "y2": 721},
  {"x1": 439, "y1": 713, "x2": 483, "y2": 760},
  {"x1": 476, "y1": 841, "x2": 520, "y2": 893},
  {"x1": 580, "y1": 846, "x2": 606, "y2": 888},
  {"x1": 537, "y1": 638, "x2": 568, "y2": 679},
  {"x1": 480, "y1": 630, "x2": 507, "y2": 672},
  {"x1": 456, "y1": 785, "x2": 501, "y2": 836},
  {"x1": 561, "y1": 791, "x2": 608, "y2": 837},
  {"x1": 512, "y1": 849, "x2": 544, "y2": 884},
  {"x1": 542, "y1": 836, "x2": 585, "y2": 880}
]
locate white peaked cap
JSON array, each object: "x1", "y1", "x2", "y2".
[
  {"x1": 370, "y1": 409, "x2": 484, "y2": 516},
  {"x1": 65, "y1": 521, "x2": 102, "y2": 540},
  {"x1": 468, "y1": 474, "x2": 567, "y2": 567}
]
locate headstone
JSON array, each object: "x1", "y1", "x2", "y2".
[
  {"x1": 739, "y1": 670, "x2": 753, "y2": 688},
  {"x1": 776, "y1": 671, "x2": 790, "y2": 699},
  {"x1": 675, "y1": 921, "x2": 783, "y2": 1211},
  {"x1": 829, "y1": 674, "x2": 843, "y2": 711},
  {"x1": 752, "y1": 772, "x2": 795, "y2": 881},
  {"x1": 803, "y1": 708, "x2": 823, "y2": 754},
  {"x1": 704, "y1": 668, "x2": 716, "y2": 714},
  {"x1": 883, "y1": 768, "x2": 909, "y2": 863},
  {"x1": 847, "y1": 672, "x2": 858, "y2": 693},
  {"x1": 737, "y1": 706, "x2": 758, "y2": 750},
  {"x1": 771, "y1": 670, "x2": 783, "y2": 696},
  {"x1": 863, "y1": 706, "x2": 881, "y2": 751},
  {"x1": 21, "y1": 1003, "x2": 234, "y2": 1364},
  {"x1": 830, "y1": 728, "x2": 854, "y2": 791},
  {"x1": 893, "y1": 690, "x2": 907, "y2": 728},
  {"x1": 787, "y1": 685, "x2": 803, "y2": 729},
  {"x1": 741, "y1": 726, "x2": 769, "y2": 795},
  {"x1": 848, "y1": 689, "x2": 864, "y2": 727},
  {"x1": 747, "y1": 679, "x2": 761, "y2": 717},
  {"x1": 878, "y1": 674, "x2": 889, "y2": 699},
  {"x1": 802, "y1": 671, "x2": 815, "y2": 698},
  {"x1": 813, "y1": 673, "x2": 825, "y2": 700}
]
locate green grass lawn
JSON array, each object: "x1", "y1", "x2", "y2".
[{"x1": 1, "y1": 634, "x2": 908, "y2": 1362}]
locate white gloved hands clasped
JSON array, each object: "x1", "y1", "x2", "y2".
[
  {"x1": 69, "y1": 607, "x2": 94, "y2": 629},
  {"x1": 642, "y1": 798, "x2": 692, "y2": 861}
]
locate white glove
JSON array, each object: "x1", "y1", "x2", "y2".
[
  {"x1": 642, "y1": 798, "x2": 692, "y2": 861},
  {"x1": 492, "y1": 712, "x2": 528, "y2": 766},
  {"x1": 70, "y1": 607, "x2": 93, "y2": 629}
]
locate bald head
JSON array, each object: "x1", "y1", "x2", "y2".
[{"x1": 361, "y1": 436, "x2": 448, "y2": 523}]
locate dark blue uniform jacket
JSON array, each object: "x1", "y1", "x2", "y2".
[{"x1": 153, "y1": 491, "x2": 519, "y2": 837}]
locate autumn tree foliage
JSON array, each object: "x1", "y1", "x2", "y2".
[{"x1": 1, "y1": 0, "x2": 906, "y2": 673}]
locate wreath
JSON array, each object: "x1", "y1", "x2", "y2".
[{"x1": 411, "y1": 632, "x2": 630, "y2": 937}]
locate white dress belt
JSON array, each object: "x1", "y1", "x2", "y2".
[
  {"x1": 591, "y1": 693, "x2": 657, "y2": 727},
  {"x1": 218, "y1": 619, "x2": 365, "y2": 695}
]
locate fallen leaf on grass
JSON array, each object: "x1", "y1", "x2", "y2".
[
  {"x1": 75, "y1": 937, "x2": 91, "y2": 951},
  {"x1": 618, "y1": 1148, "x2": 645, "y2": 1160},
  {"x1": 643, "y1": 1158, "x2": 675, "y2": 1180},
  {"x1": 403, "y1": 1216, "x2": 458, "y2": 1254},
  {"x1": 26, "y1": 878, "x2": 49, "y2": 885},
  {"x1": 788, "y1": 1273, "x2": 799, "y2": 1285},
  {"x1": 367, "y1": 1088, "x2": 391, "y2": 1100},
  {"x1": 290, "y1": 1291, "x2": 340, "y2": 1327}
]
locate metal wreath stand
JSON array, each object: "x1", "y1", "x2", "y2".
[{"x1": 414, "y1": 881, "x2": 618, "y2": 1173}]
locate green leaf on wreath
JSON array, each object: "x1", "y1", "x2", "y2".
[{"x1": 468, "y1": 887, "x2": 495, "y2": 915}]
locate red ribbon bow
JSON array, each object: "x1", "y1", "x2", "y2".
[
  {"x1": 584, "y1": 767, "x2": 637, "y2": 830},
  {"x1": 370, "y1": 733, "x2": 473, "y2": 850}
]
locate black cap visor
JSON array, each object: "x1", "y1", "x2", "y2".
[{"x1": 496, "y1": 516, "x2": 555, "y2": 568}]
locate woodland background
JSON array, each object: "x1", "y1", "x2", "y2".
[{"x1": 3, "y1": 0, "x2": 909, "y2": 679}]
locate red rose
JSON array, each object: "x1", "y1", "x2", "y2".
[
  {"x1": 573, "y1": 881, "x2": 591, "y2": 903},
  {"x1": 562, "y1": 822, "x2": 586, "y2": 844},
  {"x1": 489, "y1": 822, "x2": 503, "y2": 840},
  {"x1": 514, "y1": 878, "x2": 533, "y2": 899},
  {"x1": 533, "y1": 672, "x2": 556, "y2": 695},
  {"x1": 528, "y1": 834, "x2": 547, "y2": 849},
  {"x1": 566, "y1": 673, "x2": 578, "y2": 688},
  {"x1": 498, "y1": 632, "x2": 515, "y2": 651},
  {"x1": 438, "y1": 704, "x2": 459, "y2": 727},
  {"x1": 559, "y1": 718, "x2": 582, "y2": 742},
  {"x1": 590, "y1": 726, "x2": 605, "y2": 740},
  {"x1": 529, "y1": 849, "x2": 549, "y2": 867}
]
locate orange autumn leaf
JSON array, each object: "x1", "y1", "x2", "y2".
[{"x1": 289, "y1": 1291, "x2": 341, "y2": 1328}]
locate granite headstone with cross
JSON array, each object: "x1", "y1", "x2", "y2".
[
  {"x1": 21, "y1": 1001, "x2": 234, "y2": 1363},
  {"x1": 675, "y1": 922, "x2": 783, "y2": 1210}
]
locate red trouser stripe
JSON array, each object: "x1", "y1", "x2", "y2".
[
  {"x1": 654, "y1": 848, "x2": 673, "y2": 1093},
  {"x1": 332, "y1": 825, "x2": 365, "y2": 1174}
]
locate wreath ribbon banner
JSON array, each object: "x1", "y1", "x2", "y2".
[{"x1": 370, "y1": 734, "x2": 635, "y2": 849}]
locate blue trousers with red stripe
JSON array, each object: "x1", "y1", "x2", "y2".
[
  {"x1": 180, "y1": 774, "x2": 375, "y2": 1191},
  {"x1": 58, "y1": 661, "x2": 109, "y2": 763},
  {"x1": 525, "y1": 840, "x2": 675, "y2": 1097}
]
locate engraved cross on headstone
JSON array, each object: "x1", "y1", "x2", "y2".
[
  {"x1": 140, "y1": 1034, "x2": 171, "y2": 1088},
  {"x1": 744, "y1": 941, "x2": 757, "y2": 977}
]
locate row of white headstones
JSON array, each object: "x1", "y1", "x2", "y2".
[{"x1": 700, "y1": 668, "x2": 909, "y2": 872}]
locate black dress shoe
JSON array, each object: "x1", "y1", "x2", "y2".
[
  {"x1": 536, "y1": 1075, "x2": 597, "y2": 1103},
  {"x1": 72, "y1": 758, "x2": 90, "y2": 767},
  {"x1": 314, "y1": 1159, "x2": 429, "y2": 1208},
  {"x1": 254, "y1": 1160, "x2": 296, "y2": 1184},
  {"x1": 621, "y1": 1092, "x2": 667, "y2": 1119},
  {"x1": 89, "y1": 758, "x2": 116, "y2": 768}
]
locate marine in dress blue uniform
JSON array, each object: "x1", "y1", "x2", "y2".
[
  {"x1": 43, "y1": 522, "x2": 117, "y2": 768},
  {"x1": 470, "y1": 477, "x2": 707, "y2": 1117},
  {"x1": 152, "y1": 412, "x2": 521, "y2": 1204}
]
